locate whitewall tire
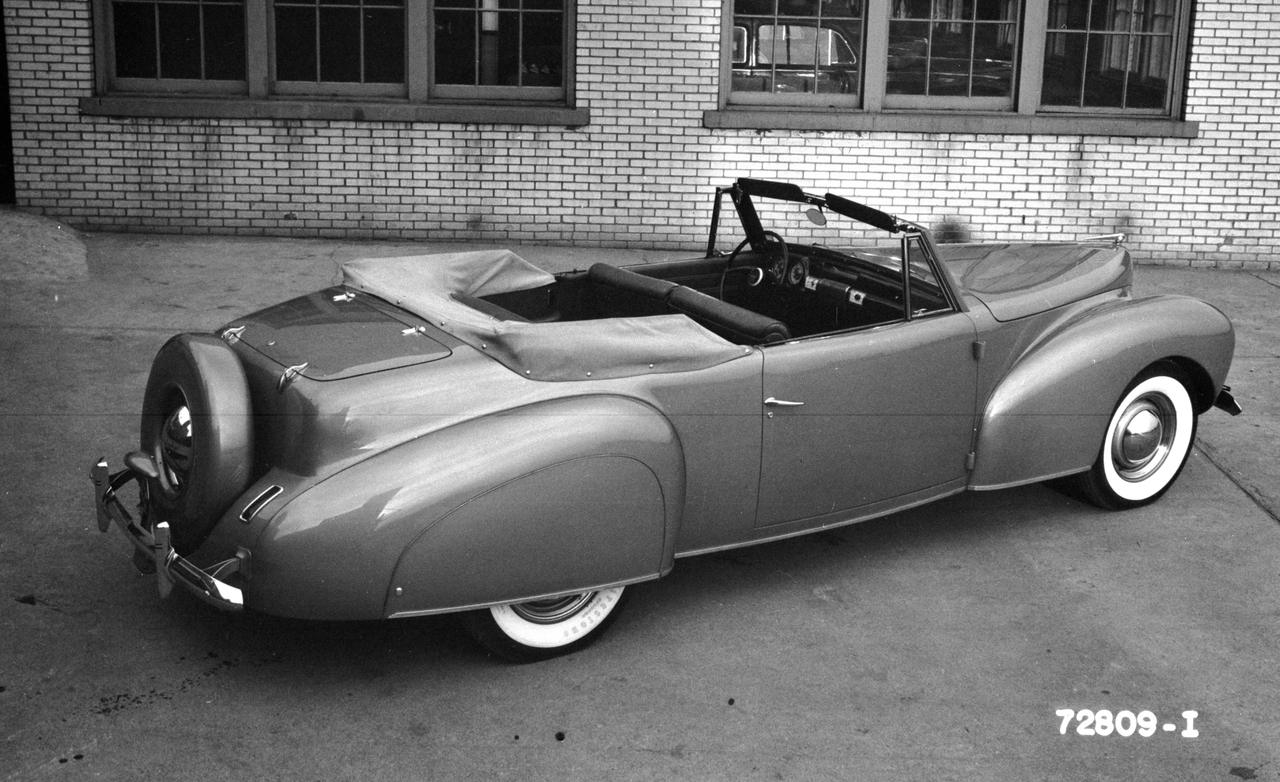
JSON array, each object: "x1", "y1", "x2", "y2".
[
  {"x1": 462, "y1": 587, "x2": 627, "y2": 662},
  {"x1": 1074, "y1": 364, "x2": 1197, "y2": 509}
]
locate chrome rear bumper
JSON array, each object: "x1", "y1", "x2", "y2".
[
  {"x1": 1214, "y1": 385, "x2": 1243, "y2": 416},
  {"x1": 92, "y1": 459, "x2": 245, "y2": 611}
]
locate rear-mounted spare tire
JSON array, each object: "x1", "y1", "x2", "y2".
[{"x1": 140, "y1": 334, "x2": 253, "y2": 553}]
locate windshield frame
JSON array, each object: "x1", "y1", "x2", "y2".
[{"x1": 706, "y1": 178, "x2": 964, "y2": 318}]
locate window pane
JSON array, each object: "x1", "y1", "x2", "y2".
[
  {"x1": 114, "y1": 2, "x2": 158, "y2": 78},
  {"x1": 735, "y1": 0, "x2": 775, "y2": 14},
  {"x1": 927, "y1": 21, "x2": 970, "y2": 96},
  {"x1": 971, "y1": 22, "x2": 1015, "y2": 96},
  {"x1": 435, "y1": 9, "x2": 476, "y2": 84},
  {"x1": 276, "y1": 6, "x2": 317, "y2": 81},
  {"x1": 204, "y1": 4, "x2": 247, "y2": 79},
  {"x1": 158, "y1": 3, "x2": 202, "y2": 79},
  {"x1": 523, "y1": 11, "x2": 563, "y2": 86},
  {"x1": 364, "y1": 9, "x2": 405, "y2": 83},
  {"x1": 319, "y1": 6, "x2": 361, "y2": 81},
  {"x1": 1083, "y1": 33, "x2": 1127, "y2": 107},
  {"x1": 1127, "y1": 33, "x2": 1170, "y2": 107},
  {"x1": 493, "y1": 11, "x2": 522, "y2": 86},
  {"x1": 1041, "y1": 31, "x2": 1083, "y2": 104},
  {"x1": 886, "y1": 20, "x2": 928, "y2": 94},
  {"x1": 892, "y1": 0, "x2": 931, "y2": 18}
]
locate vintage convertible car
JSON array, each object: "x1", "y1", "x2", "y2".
[{"x1": 92, "y1": 179, "x2": 1241, "y2": 661}]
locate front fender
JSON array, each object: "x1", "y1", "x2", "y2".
[
  {"x1": 970, "y1": 295, "x2": 1234, "y2": 490},
  {"x1": 246, "y1": 394, "x2": 684, "y2": 620}
]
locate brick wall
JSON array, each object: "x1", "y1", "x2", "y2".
[{"x1": 4, "y1": 0, "x2": 1277, "y2": 268}]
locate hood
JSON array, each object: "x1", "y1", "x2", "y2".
[{"x1": 937, "y1": 243, "x2": 1132, "y2": 321}]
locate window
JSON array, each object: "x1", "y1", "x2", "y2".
[
  {"x1": 730, "y1": 0, "x2": 864, "y2": 105},
  {"x1": 1041, "y1": 0, "x2": 1179, "y2": 112},
  {"x1": 92, "y1": 0, "x2": 579, "y2": 120},
  {"x1": 886, "y1": 0, "x2": 1019, "y2": 109},
  {"x1": 716, "y1": 0, "x2": 1194, "y2": 134},
  {"x1": 111, "y1": 0, "x2": 246, "y2": 87},
  {"x1": 434, "y1": 0, "x2": 565, "y2": 99},
  {"x1": 273, "y1": 0, "x2": 405, "y2": 91}
]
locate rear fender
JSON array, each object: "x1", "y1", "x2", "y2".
[
  {"x1": 970, "y1": 295, "x2": 1233, "y2": 490},
  {"x1": 248, "y1": 394, "x2": 683, "y2": 620}
]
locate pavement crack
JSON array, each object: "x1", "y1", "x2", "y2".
[
  {"x1": 1247, "y1": 272, "x2": 1280, "y2": 291},
  {"x1": 1196, "y1": 439, "x2": 1280, "y2": 526}
]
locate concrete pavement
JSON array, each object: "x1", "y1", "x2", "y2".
[{"x1": 1, "y1": 211, "x2": 1278, "y2": 781}]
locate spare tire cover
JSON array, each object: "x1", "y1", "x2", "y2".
[{"x1": 140, "y1": 334, "x2": 253, "y2": 553}]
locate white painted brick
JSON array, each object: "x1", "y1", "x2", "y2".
[{"x1": 3, "y1": 0, "x2": 1278, "y2": 268}]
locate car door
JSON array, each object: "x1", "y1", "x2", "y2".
[{"x1": 755, "y1": 240, "x2": 979, "y2": 528}]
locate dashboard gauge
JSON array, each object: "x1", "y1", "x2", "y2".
[
  {"x1": 767, "y1": 253, "x2": 787, "y2": 284},
  {"x1": 786, "y1": 257, "x2": 808, "y2": 287}
]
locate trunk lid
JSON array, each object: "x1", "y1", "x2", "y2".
[{"x1": 226, "y1": 287, "x2": 453, "y2": 380}]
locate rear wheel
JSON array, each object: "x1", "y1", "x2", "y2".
[
  {"x1": 462, "y1": 587, "x2": 627, "y2": 663},
  {"x1": 1071, "y1": 363, "x2": 1196, "y2": 510}
]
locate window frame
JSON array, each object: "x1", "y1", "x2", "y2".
[
  {"x1": 269, "y1": 0, "x2": 409, "y2": 98},
  {"x1": 103, "y1": 0, "x2": 250, "y2": 95},
  {"x1": 85, "y1": 0, "x2": 585, "y2": 125},
  {"x1": 728, "y1": 2, "x2": 866, "y2": 108},
  {"x1": 710, "y1": 0, "x2": 1198, "y2": 137}
]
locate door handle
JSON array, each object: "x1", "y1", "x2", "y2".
[{"x1": 764, "y1": 397, "x2": 805, "y2": 407}]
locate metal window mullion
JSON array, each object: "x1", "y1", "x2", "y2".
[
  {"x1": 1121, "y1": 0, "x2": 1139, "y2": 108},
  {"x1": 246, "y1": 0, "x2": 269, "y2": 96},
  {"x1": 153, "y1": 1, "x2": 163, "y2": 78},
  {"x1": 1124, "y1": 33, "x2": 1137, "y2": 108},
  {"x1": 813, "y1": 4, "x2": 823, "y2": 81},
  {"x1": 924, "y1": 16, "x2": 934, "y2": 96},
  {"x1": 407, "y1": 0, "x2": 428, "y2": 101},
  {"x1": 1016, "y1": 0, "x2": 1046, "y2": 114},
  {"x1": 966, "y1": 18, "x2": 975, "y2": 98},
  {"x1": 766, "y1": 16, "x2": 773, "y2": 89},
  {"x1": 198, "y1": 0, "x2": 207, "y2": 80},
  {"x1": 863, "y1": 0, "x2": 888, "y2": 111},
  {"x1": 315, "y1": 1, "x2": 323, "y2": 82}
]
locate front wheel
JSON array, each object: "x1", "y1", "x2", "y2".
[
  {"x1": 1071, "y1": 364, "x2": 1197, "y2": 510},
  {"x1": 462, "y1": 587, "x2": 628, "y2": 663}
]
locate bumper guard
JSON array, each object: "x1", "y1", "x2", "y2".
[{"x1": 92, "y1": 459, "x2": 245, "y2": 611}]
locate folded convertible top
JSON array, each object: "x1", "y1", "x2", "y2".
[{"x1": 341, "y1": 250, "x2": 752, "y2": 382}]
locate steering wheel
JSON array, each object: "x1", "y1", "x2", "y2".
[{"x1": 723, "y1": 231, "x2": 790, "y2": 291}]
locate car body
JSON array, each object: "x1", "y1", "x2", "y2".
[{"x1": 92, "y1": 178, "x2": 1241, "y2": 660}]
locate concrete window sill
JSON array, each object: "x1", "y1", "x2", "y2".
[
  {"x1": 704, "y1": 108, "x2": 1199, "y2": 138},
  {"x1": 80, "y1": 95, "x2": 590, "y2": 127}
]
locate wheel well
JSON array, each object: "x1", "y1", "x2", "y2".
[{"x1": 1162, "y1": 356, "x2": 1216, "y2": 414}]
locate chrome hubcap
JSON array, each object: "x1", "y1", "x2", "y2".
[
  {"x1": 1111, "y1": 394, "x2": 1175, "y2": 482},
  {"x1": 159, "y1": 402, "x2": 192, "y2": 493},
  {"x1": 511, "y1": 593, "x2": 594, "y2": 625}
]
